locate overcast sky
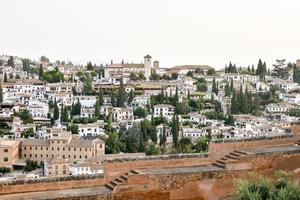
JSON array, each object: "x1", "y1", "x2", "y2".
[{"x1": 0, "y1": 0, "x2": 299, "y2": 69}]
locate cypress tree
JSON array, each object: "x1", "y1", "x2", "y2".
[
  {"x1": 53, "y1": 100, "x2": 59, "y2": 120},
  {"x1": 238, "y1": 85, "x2": 245, "y2": 113},
  {"x1": 111, "y1": 90, "x2": 116, "y2": 107},
  {"x1": 212, "y1": 78, "x2": 217, "y2": 94},
  {"x1": 0, "y1": 82, "x2": 3, "y2": 103},
  {"x1": 160, "y1": 87, "x2": 165, "y2": 103},
  {"x1": 225, "y1": 83, "x2": 231, "y2": 97},
  {"x1": 216, "y1": 82, "x2": 219, "y2": 95},
  {"x1": 75, "y1": 100, "x2": 81, "y2": 115},
  {"x1": 160, "y1": 124, "x2": 167, "y2": 147},
  {"x1": 187, "y1": 90, "x2": 190, "y2": 101},
  {"x1": 95, "y1": 98, "x2": 100, "y2": 119},
  {"x1": 71, "y1": 102, "x2": 75, "y2": 115},
  {"x1": 251, "y1": 64, "x2": 255, "y2": 73},
  {"x1": 63, "y1": 106, "x2": 68, "y2": 122},
  {"x1": 99, "y1": 88, "x2": 104, "y2": 106},
  {"x1": 60, "y1": 104, "x2": 64, "y2": 123},
  {"x1": 171, "y1": 113, "x2": 179, "y2": 149},
  {"x1": 172, "y1": 86, "x2": 179, "y2": 106},
  {"x1": 4, "y1": 73, "x2": 7, "y2": 82},
  {"x1": 230, "y1": 78, "x2": 234, "y2": 92},
  {"x1": 247, "y1": 65, "x2": 250, "y2": 72},
  {"x1": 117, "y1": 78, "x2": 126, "y2": 107},
  {"x1": 127, "y1": 90, "x2": 134, "y2": 105},
  {"x1": 39, "y1": 64, "x2": 44, "y2": 80},
  {"x1": 231, "y1": 90, "x2": 238, "y2": 114},
  {"x1": 244, "y1": 86, "x2": 250, "y2": 114},
  {"x1": 253, "y1": 94, "x2": 260, "y2": 111}
]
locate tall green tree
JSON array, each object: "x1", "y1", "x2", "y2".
[
  {"x1": 39, "y1": 64, "x2": 44, "y2": 80},
  {"x1": 74, "y1": 100, "x2": 81, "y2": 115},
  {"x1": 171, "y1": 113, "x2": 179, "y2": 149},
  {"x1": 225, "y1": 82, "x2": 231, "y2": 96},
  {"x1": 237, "y1": 85, "x2": 245, "y2": 113},
  {"x1": 160, "y1": 124, "x2": 167, "y2": 147},
  {"x1": 60, "y1": 104, "x2": 64, "y2": 123},
  {"x1": 0, "y1": 82, "x2": 3, "y2": 103},
  {"x1": 231, "y1": 90, "x2": 238, "y2": 114},
  {"x1": 117, "y1": 78, "x2": 126, "y2": 107},
  {"x1": 272, "y1": 59, "x2": 290, "y2": 80},
  {"x1": 62, "y1": 106, "x2": 68, "y2": 123},
  {"x1": 99, "y1": 88, "x2": 104, "y2": 106},
  {"x1": 7, "y1": 56, "x2": 14, "y2": 67},
  {"x1": 111, "y1": 90, "x2": 116, "y2": 107},
  {"x1": 53, "y1": 100, "x2": 59, "y2": 120},
  {"x1": 127, "y1": 90, "x2": 134, "y2": 105},
  {"x1": 212, "y1": 78, "x2": 217, "y2": 94},
  {"x1": 95, "y1": 98, "x2": 100, "y2": 119},
  {"x1": 4, "y1": 73, "x2": 7, "y2": 82},
  {"x1": 172, "y1": 86, "x2": 179, "y2": 106}
]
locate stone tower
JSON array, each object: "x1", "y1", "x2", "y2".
[
  {"x1": 296, "y1": 59, "x2": 300, "y2": 69},
  {"x1": 144, "y1": 55, "x2": 152, "y2": 80},
  {"x1": 153, "y1": 60, "x2": 159, "y2": 70}
]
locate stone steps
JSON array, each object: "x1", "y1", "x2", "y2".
[
  {"x1": 212, "y1": 149, "x2": 249, "y2": 170},
  {"x1": 105, "y1": 169, "x2": 141, "y2": 191},
  {"x1": 212, "y1": 161, "x2": 226, "y2": 169},
  {"x1": 225, "y1": 154, "x2": 239, "y2": 160},
  {"x1": 234, "y1": 150, "x2": 248, "y2": 155}
]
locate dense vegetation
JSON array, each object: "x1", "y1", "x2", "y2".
[{"x1": 234, "y1": 171, "x2": 300, "y2": 200}]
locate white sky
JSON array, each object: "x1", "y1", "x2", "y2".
[{"x1": 0, "y1": 0, "x2": 300, "y2": 69}]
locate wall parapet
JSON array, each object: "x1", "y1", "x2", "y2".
[
  {"x1": 211, "y1": 134, "x2": 294, "y2": 144},
  {"x1": 104, "y1": 153, "x2": 209, "y2": 163},
  {"x1": 0, "y1": 173, "x2": 104, "y2": 186}
]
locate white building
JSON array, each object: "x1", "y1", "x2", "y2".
[
  {"x1": 112, "y1": 107, "x2": 134, "y2": 122},
  {"x1": 224, "y1": 73, "x2": 259, "y2": 83},
  {"x1": 280, "y1": 93, "x2": 300, "y2": 105},
  {"x1": 153, "y1": 104, "x2": 175, "y2": 120},
  {"x1": 182, "y1": 127, "x2": 208, "y2": 143},
  {"x1": 131, "y1": 95, "x2": 150, "y2": 108},
  {"x1": 27, "y1": 100, "x2": 49, "y2": 118},
  {"x1": 104, "y1": 55, "x2": 154, "y2": 80},
  {"x1": 78, "y1": 122, "x2": 105, "y2": 137},
  {"x1": 70, "y1": 162, "x2": 103, "y2": 176}
]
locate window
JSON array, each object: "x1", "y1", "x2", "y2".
[
  {"x1": 4, "y1": 157, "x2": 8, "y2": 162},
  {"x1": 3, "y1": 149, "x2": 8, "y2": 153}
]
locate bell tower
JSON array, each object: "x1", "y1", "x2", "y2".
[{"x1": 144, "y1": 55, "x2": 152, "y2": 80}]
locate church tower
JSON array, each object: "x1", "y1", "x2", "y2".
[{"x1": 144, "y1": 55, "x2": 152, "y2": 80}]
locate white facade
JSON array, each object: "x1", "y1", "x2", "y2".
[
  {"x1": 113, "y1": 107, "x2": 134, "y2": 122},
  {"x1": 78, "y1": 122, "x2": 105, "y2": 137},
  {"x1": 153, "y1": 104, "x2": 175, "y2": 119},
  {"x1": 28, "y1": 100, "x2": 49, "y2": 118}
]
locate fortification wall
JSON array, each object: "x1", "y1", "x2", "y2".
[
  {"x1": 0, "y1": 154, "x2": 211, "y2": 195},
  {"x1": 112, "y1": 151, "x2": 300, "y2": 200},
  {"x1": 209, "y1": 135, "x2": 299, "y2": 159},
  {"x1": 103, "y1": 154, "x2": 211, "y2": 181},
  {"x1": 0, "y1": 176, "x2": 105, "y2": 195}
]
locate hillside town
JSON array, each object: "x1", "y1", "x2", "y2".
[{"x1": 0, "y1": 54, "x2": 300, "y2": 181}]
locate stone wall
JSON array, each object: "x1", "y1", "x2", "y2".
[
  {"x1": 209, "y1": 135, "x2": 299, "y2": 159},
  {"x1": 0, "y1": 176, "x2": 105, "y2": 195},
  {"x1": 112, "y1": 151, "x2": 300, "y2": 200},
  {"x1": 103, "y1": 154, "x2": 211, "y2": 182}
]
